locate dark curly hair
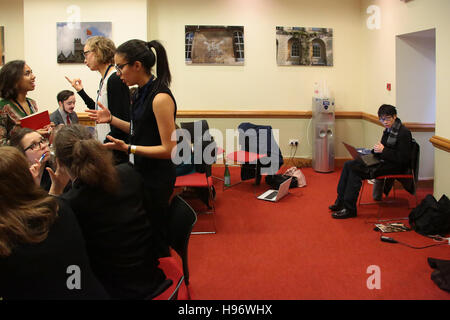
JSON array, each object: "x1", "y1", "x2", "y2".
[{"x1": 0, "y1": 60, "x2": 26, "y2": 100}]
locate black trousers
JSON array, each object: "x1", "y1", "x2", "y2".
[
  {"x1": 336, "y1": 160, "x2": 371, "y2": 213},
  {"x1": 143, "y1": 183, "x2": 174, "y2": 258}
]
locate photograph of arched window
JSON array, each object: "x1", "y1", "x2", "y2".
[
  {"x1": 276, "y1": 26, "x2": 333, "y2": 66},
  {"x1": 233, "y1": 30, "x2": 244, "y2": 62},
  {"x1": 185, "y1": 32, "x2": 194, "y2": 62},
  {"x1": 185, "y1": 25, "x2": 244, "y2": 65}
]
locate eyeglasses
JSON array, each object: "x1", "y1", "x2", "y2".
[
  {"x1": 115, "y1": 62, "x2": 132, "y2": 75},
  {"x1": 83, "y1": 50, "x2": 92, "y2": 58},
  {"x1": 24, "y1": 137, "x2": 48, "y2": 152},
  {"x1": 379, "y1": 116, "x2": 394, "y2": 122}
]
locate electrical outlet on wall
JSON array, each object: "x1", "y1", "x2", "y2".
[{"x1": 289, "y1": 139, "x2": 299, "y2": 146}]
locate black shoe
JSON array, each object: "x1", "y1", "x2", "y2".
[
  {"x1": 328, "y1": 201, "x2": 344, "y2": 212},
  {"x1": 331, "y1": 208, "x2": 357, "y2": 219}
]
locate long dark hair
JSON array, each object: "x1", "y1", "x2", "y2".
[
  {"x1": 116, "y1": 39, "x2": 171, "y2": 90},
  {"x1": 53, "y1": 125, "x2": 119, "y2": 194},
  {"x1": 0, "y1": 60, "x2": 26, "y2": 100},
  {"x1": 0, "y1": 147, "x2": 58, "y2": 257}
]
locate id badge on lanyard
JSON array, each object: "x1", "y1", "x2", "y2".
[{"x1": 129, "y1": 120, "x2": 135, "y2": 165}]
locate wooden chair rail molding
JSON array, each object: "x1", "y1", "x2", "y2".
[
  {"x1": 77, "y1": 110, "x2": 436, "y2": 133},
  {"x1": 430, "y1": 135, "x2": 450, "y2": 153},
  {"x1": 175, "y1": 110, "x2": 435, "y2": 132}
]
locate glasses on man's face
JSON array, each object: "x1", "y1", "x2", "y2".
[
  {"x1": 379, "y1": 116, "x2": 394, "y2": 123},
  {"x1": 83, "y1": 50, "x2": 92, "y2": 58},
  {"x1": 24, "y1": 137, "x2": 48, "y2": 152},
  {"x1": 115, "y1": 62, "x2": 132, "y2": 75}
]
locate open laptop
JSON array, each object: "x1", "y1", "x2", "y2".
[
  {"x1": 343, "y1": 142, "x2": 381, "y2": 167},
  {"x1": 257, "y1": 177, "x2": 292, "y2": 202}
]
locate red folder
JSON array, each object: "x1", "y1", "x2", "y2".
[{"x1": 20, "y1": 110, "x2": 50, "y2": 130}]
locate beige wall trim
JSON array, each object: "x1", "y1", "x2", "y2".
[
  {"x1": 175, "y1": 110, "x2": 435, "y2": 132},
  {"x1": 430, "y1": 135, "x2": 450, "y2": 153},
  {"x1": 177, "y1": 110, "x2": 313, "y2": 119},
  {"x1": 78, "y1": 111, "x2": 436, "y2": 132}
]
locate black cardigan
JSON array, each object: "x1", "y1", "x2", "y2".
[
  {"x1": 59, "y1": 163, "x2": 165, "y2": 299},
  {"x1": 77, "y1": 73, "x2": 130, "y2": 144},
  {"x1": 0, "y1": 199, "x2": 109, "y2": 300}
]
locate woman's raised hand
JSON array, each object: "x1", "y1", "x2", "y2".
[
  {"x1": 65, "y1": 76, "x2": 84, "y2": 92},
  {"x1": 29, "y1": 161, "x2": 42, "y2": 186},
  {"x1": 85, "y1": 102, "x2": 111, "y2": 124},
  {"x1": 104, "y1": 135, "x2": 128, "y2": 153},
  {"x1": 47, "y1": 160, "x2": 70, "y2": 196}
]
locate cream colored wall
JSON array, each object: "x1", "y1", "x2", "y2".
[
  {"x1": 0, "y1": 0, "x2": 24, "y2": 61},
  {"x1": 148, "y1": 0, "x2": 363, "y2": 111},
  {"x1": 360, "y1": 0, "x2": 449, "y2": 197},
  {"x1": 22, "y1": 0, "x2": 147, "y2": 113}
]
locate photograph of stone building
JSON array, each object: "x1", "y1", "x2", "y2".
[
  {"x1": 185, "y1": 25, "x2": 244, "y2": 65},
  {"x1": 57, "y1": 22, "x2": 112, "y2": 63},
  {"x1": 276, "y1": 26, "x2": 333, "y2": 66}
]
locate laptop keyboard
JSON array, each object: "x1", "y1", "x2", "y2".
[{"x1": 266, "y1": 191, "x2": 278, "y2": 199}]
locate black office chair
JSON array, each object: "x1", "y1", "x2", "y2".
[
  {"x1": 225, "y1": 122, "x2": 283, "y2": 188},
  {"x1": 177, "y1": 120, "x2": 217, "y2": 234},
  {"x1": 359, "y1": 139, "x2": 420, "y2": 221},
  {"x1": 148, "y1": 195, "x2": 197, "y2": 300},
  {"x1": 167, "y1": 195, "x2": 197, "y2": 286}
]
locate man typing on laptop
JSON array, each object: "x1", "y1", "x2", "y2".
[{"x1": 329, "y1": 104, "x2": 413, "y2": 219}]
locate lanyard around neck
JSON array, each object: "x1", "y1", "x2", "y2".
[
  {"x1": 95, "y1": 64, "x2": 114, "y2": 110},
  {"x1": 13, "y1": 98, "x2": 32, "y2": 115}
]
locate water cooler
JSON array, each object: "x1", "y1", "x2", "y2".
[{"x1": 312, "y1": 97, "x2": 335, "y2": 173}]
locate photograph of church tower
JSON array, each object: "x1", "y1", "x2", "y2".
[{"x1": 57, "y1": 22, "x2": 112, "y2": 63}]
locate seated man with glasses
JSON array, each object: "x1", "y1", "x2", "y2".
[
  {"x1": 9, "y1": 128, "x2": 69, "y2": 192},
  {"x1": 329, "y1": 104, "x2": 413, "y2": 219}
]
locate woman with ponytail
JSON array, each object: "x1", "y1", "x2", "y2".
[
  {"x1": 86, "y1": 39, "x2": 177, "y2": 257},
  {"x1": 49, "y1": 124, "x2": 166, "y2": 299},
  {"x1": 0, "y1": 146, "x2": 108, "y2": 299}
]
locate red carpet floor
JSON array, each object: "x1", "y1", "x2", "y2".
[{"x1": 184, "y1": 166, "x2": 450, "y2": 300}]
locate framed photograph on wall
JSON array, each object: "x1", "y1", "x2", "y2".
[
  {"x1": 185, "y1": 25, "x2": 244, "y2": 65},
  {"x1": 57, "y1": 22, "x2": 112, "y2": 63},
  {"x1": 276, "y1": 26, "x2": 333, "y2": 66},
  {"x1": 0, "y1": 26, "x2": 5, "y2": 66}
]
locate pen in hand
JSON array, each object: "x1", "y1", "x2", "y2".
[{"x1": 38, "y1": 152, "x2": 47, "y2": 163}]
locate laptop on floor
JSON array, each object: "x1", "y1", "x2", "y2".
[
  {"x1": 257, "y1": 177, "x2": 292, "y2": 202},
  {"x1": 343, "y1": 142, "x2": 381, "y2": 167}
]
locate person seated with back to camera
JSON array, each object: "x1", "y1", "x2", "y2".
[
  {"x1": 9, "y1": 127, "x2": 70, "y2": 192},
  {"x1": 48, "y1": 124, "x2": 166, "y2": 299},
  {"x1": 329, "y1": 104, "x2": 413, "y2": 219},
  {"x1": 50, "y1": 90, "x2": 79, "y2": 126},
  {"x1": 0, "y1": 146, "x2": 109, "y2": 300}
]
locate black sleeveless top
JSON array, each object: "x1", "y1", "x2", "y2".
[{"x1": 130, "y1": 80, "x2": 177, "y2": 189}]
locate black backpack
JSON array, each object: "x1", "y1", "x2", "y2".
[{"x1": 409, "y1": 194, "x2": 450, "y2": 236}]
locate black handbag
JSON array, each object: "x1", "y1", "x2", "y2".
[{"x1": 409, "y1": 194, "x2": 450, "y2": 236}]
